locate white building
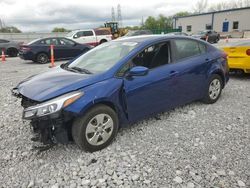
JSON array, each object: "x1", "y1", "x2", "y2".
[{"x1": 173, "y1": 7, "x2": 250, "y2": 34}]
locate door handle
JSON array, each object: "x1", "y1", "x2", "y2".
[{"x1": 169, "y1": 70, "x2": 178, "y2": 77}]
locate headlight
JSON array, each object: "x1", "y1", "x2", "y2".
[{"x1": 23, "y1": 91, "x2": 83, "y2": 119}]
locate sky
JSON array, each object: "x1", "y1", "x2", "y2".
[{"x1": 0, "y1": 0, "x2": 231, "y2": 32}]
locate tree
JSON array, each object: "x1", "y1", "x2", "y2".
[
  {"x1": 193, "y1": 0, "x2": 208, "y2": 13},
  {"x1": 52, "y1": 27, "x2": 70, "y2": 32},
  {"x1": 0, "y1": 26, "x2": 21, "y2": 33},
  {"x1": 144, "y1": 15, "x2": 173, "y2": 30},
  {"x1": 174, "y1": 11, "x2": 191, "y2": 17}
]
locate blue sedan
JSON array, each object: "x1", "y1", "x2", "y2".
[
  {"x1": 13, "y1": 35, "x2": 229, "y2": 152},
  {"x1": 19, "y1": 37, "x2": 91, "y2": 64}
]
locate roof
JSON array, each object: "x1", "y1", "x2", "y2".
[
  {"x1": 174, "y1": 6, "x2": 250, "y2": 19},
  {"x1": 115, "y1": 35, "x2": 173, "y2": 43}
]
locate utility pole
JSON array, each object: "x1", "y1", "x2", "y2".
[
  {"x1": 117, "y1": 4, "x2": 122, "y2": 27},
  {"x1": 111, "y1": 7, "x2": 116, "y2": 22}
]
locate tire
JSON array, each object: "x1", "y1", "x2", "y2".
[
  {"x1": 7, "y1": 48, "x2": 18, "y2": 57},
  {"x1": 99, "y1": 39, "x2": 107, "y2": 44},
  {"x1": 72, "y1": 104, "x2": 119, "y2": 152},
  {"x1": 36, "y1": 53, "x2": 49, "y2": 64},
  {"x1": 203, "y1": 74, "x2": 223, "y2": 104}
]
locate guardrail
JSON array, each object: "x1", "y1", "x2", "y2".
[{"x1": 0, "y1": 32, "x2": 68, "y2": 43}]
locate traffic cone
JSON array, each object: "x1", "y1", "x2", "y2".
[
  {"x1": 49, "y1": 45, "x2": 55, "y2": 68},
  {"x1": 1, "y1": 49, "x2": 6, "y2": 62},
  {"x1": 205, "y1": 35, "x2": 209, "y2": 42}
]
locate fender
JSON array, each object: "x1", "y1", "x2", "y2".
[{"x1": 64, "y1": 78, "x2": 129, "y2": 126}]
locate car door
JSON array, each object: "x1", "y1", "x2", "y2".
[
  {"x1": 81, "y1": 31, "x2": 96, "y2": 45},
  {"x1": 57, "y1": 38, "x2": 81, "y2": 58},
  {"x1": 170, "y1": 39, "x2": 209, "y2": 104},
  {"x1": 122, "y1": 39, "x2": 209, "y2": 122},
  {"x1": 122, "y1": 41, "x2": 180, "y2": 122}
]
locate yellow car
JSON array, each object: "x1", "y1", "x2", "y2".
[{"x1": 222, "y1": 41, "x2": 250, "y2": 73}]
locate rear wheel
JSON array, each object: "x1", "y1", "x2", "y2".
[
  {"x1": 203, "y1": 74, "x2": 222, "y2": 104},
  {"x1": 99, "y1": 39, "x2": 107, "y2": 44},
  {"x1": 36, "y1": 53, "x2": 49, "y2": 64},
  {"x1": 72, "y1": 105, "x2": 118, "y2": 152},
  {"x1": 7, "y1": 48, "x2": 18, "y2": 57}
]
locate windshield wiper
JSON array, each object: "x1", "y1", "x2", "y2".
[{"x1": 69, "y1": 66, "x2": 93, "y2": 74}]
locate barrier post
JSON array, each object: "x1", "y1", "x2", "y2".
[
  {"x1": 226, "y1": 35, "x2": 229, "y2": 43},
  {"x1": 1, "y1": 48, "x2": 6, "y2": 62},
  {"x1": 49, "y1": 45, "x2": 55, "y2": 68}
]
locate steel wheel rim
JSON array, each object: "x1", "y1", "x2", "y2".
[
  {"x1": 85, "y1": 113, "x2": 114, "y2": 146},
  {"x1": 209, "y1": 79, "x2": 221, "y2": 100},
  {"x1": 38, "y1": 54, "x2": 48, "y2": 63}
]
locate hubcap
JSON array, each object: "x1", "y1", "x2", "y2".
[
  {"x1": 39, "y1": 54, "x2": 47, "y2": 63},
  {"x1": 85, "y1": 114, "x2": 114, "y2": 146},
  {"x1": 209, "y1": 79, "x2": 221, "y2": 100}
]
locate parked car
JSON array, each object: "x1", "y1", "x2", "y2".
[
  {"x1": 66, "y1": 28, "x2": 113, "y2": 46},
  {"x1": 166, "y1": 32, "x2": 188, "y2": 36},
  {"x1": 19, "y1": 37, "x2": 91, "y2": 64},
  {"x1": 222, "y1": 40, "x2": 250, "y2": 74},
  {"x1": 191, "y1": 30, "x2": 220, "y2": 43},
  {"x1": 13, "y1": 35, "x2": 229, "y2": 152},
  {"x1": 124, "y1": 30, "x2": 153, "y2": 37},
  {"x1": 0, "y1": 39, "x2": 21, "y2": 57}
]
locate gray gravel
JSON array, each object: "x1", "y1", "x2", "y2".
[{"x1": 0, "y1": 58, "x2": 249, "y2": 187}]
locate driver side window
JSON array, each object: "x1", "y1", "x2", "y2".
[{"x1": 117, "y1": 42, "x2": 171, "y2": 77}]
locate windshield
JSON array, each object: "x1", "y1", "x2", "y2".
[
  {"x1": 66, "y1": 31, "x2": 75, "y2": 37},
  {"x1": 125, "y1": 31, "x2": 136, "y2": 36},
  {"x1": 67, "y1": 41, "x2": 138, "y2": 74}
]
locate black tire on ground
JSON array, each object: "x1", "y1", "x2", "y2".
[
  {"x1": 202, "y1": 74, "x2": 223, "y2": 104},
  {"x1": 99, "y1": 39, "x2": 107, "y2": 44},
  {"x1": 72, "y1": 104, "x2": 119, "y2": 152},
  {"x1": 36, "y1": 53, "x2": 49, "y2": 64},
  {"x1": 7, "y1": 48, "x2": 18, "y2": 57}
]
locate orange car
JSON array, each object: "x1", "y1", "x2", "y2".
[{"x1": 222, "y1": 41, "x2": 250, "y2": 73}]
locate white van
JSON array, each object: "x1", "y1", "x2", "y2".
[{"x1": 66, "y1": 29, "x2": 113, "y2": 46}]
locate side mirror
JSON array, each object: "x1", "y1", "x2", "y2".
[
  {"x1": 128, "y1": 66, "x2": 149, "y2": 77},
  {"x1": 73, "y1": 34, "x2": 78, "y2": 39}
]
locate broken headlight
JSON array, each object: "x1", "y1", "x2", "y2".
[{"x1": 23, "y1": 91, "x2": 83, "y2": 119}]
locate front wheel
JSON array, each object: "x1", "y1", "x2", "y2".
[
  {"x1": 202, "y1": 75, "x2": 222, "y2": 104},
  {"x1": 72, "y1": 105, "x2": 119, "y2": 152}
]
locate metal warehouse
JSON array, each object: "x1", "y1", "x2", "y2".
[{"x1": 173, "y1": 7, "x2": 250, "y2": 34}]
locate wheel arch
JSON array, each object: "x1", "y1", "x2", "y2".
[{"x1": 209, "y1": 69, "x2": 225, "y2": 88}]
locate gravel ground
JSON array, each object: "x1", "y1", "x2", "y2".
[{"x1": 0, "y1": 58, "x2": 249, "y2": 188}]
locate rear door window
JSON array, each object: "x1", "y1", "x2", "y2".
[
  {"x1": 83, "y1": 31, "x2": 94, "y2": 36},
  {"x1": 174, "y1": 39, "x2": 203, "y2": 60},
  {"x1": 40, "y1": 38, "x2": 59, "y2": 45}
]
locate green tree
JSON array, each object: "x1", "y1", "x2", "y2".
[
  {"x1": 52, "y1": 27, "x2": 70, "y2": 32},
  {"x1": 0, "y1": 26, "x2": 21, "y2": 33},
  {"x1": 174, "y1": 11, "x2": 191, "y2": 17}
]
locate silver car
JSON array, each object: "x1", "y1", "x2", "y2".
[{"x1": 0, "y1": 39, "x2": 21, "y2": 57}]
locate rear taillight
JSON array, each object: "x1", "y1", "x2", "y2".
[
  {"x1": 222, "y1": 52, "x2": 228, "y2": 59},
  {"x1": 246, "y1": 49, "x2": 250, "y2": 56}
]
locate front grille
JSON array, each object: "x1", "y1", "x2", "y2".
[{"x1": 21, "y1": 95, "x2": 40, "y2": 108}]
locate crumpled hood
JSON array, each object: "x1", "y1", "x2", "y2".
[{"x1": 16, "y1": 66, "x2": 104, "y2": 102}]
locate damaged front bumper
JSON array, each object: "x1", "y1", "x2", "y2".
[{"x1": 12, "y1": 88, "x2": 81, "y2": 145}]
